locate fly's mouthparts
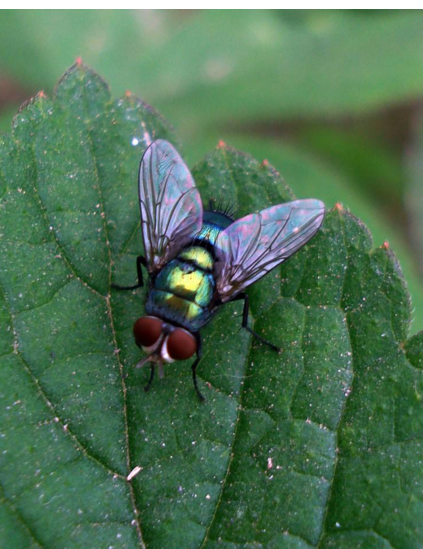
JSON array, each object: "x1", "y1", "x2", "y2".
[{"x1": 135, "y1": 356, "x2": 151, "y2": 369}]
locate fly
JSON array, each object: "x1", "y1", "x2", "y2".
[{"x1": 113, "y1": 140, "x2": 325, "y2": 400}]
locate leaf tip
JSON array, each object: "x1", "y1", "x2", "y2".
[
  {"x1": 12, "y1": 89, "x2": 52, "y2": 132},
  {"x1": 55, "y1": 60, "x2": 111, "y2": 105}
]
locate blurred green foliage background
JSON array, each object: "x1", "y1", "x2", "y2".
[{"x1": 0, "y1": 9, "x2": 422, "y2": 331}]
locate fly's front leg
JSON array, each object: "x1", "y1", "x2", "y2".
[
  {"x1": 234, "y1": 292, "x2": 281, "y2": 353},
  {"x1": 191, "y1": 334, "x2": 205, "y2": 401},
  {"x1": 112, "y1": 255, "x2": 147, "y2": 290},
  {"x1": 144, "y1": 364, "x2": 155, "y2": 393}
]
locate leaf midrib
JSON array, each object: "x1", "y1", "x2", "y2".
[{"x1": 70, "y1": 75, "x2": 146, "y2": 548}]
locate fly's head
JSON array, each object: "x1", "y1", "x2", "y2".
[{"x1": 133, "y1": 316, "x2": 197, "y2": 372}]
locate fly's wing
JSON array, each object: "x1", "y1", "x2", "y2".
[
  {"x1": 139, "y1": 140, "x2": 203, "y2": 273},
  {"x1": 215, "y1": 199, "x2": 325, "y2": 302}
]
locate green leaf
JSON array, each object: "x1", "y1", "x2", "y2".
[
  {"x1": 159, "y1": 10, "x2": 423, "y2": 129},
  {"x1": 1, "y1": 64, "x2": 423, "y2": 549},
  {"x1": 0, "y1": 10, "x2": 177, "y2": 95},
  {"x1": 295, "y1": 126, "x2": 405, "y2": 203},
  {"x1": 406, "y1": 113, "x2": 423, "y2": 281},
  {"x1": 2, "y1": 11, "x2": 423, "y2": 129}
]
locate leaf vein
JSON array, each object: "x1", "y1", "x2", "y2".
[{"x1": 77, "y1": 85, "x2": 146, "y2": 548}]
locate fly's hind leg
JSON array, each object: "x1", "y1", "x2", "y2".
[
  {"x1": 233, "y1": 292, "x2": 281, "y2": 353},
  {"x1": 112, "y1": 255, "x2": 147, "y2": 290}
]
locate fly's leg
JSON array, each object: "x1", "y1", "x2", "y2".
[
  {"x1": 234, "y1": 292, "x2": 281, "y2": 353},
  {"x1": 144, "y1": 364, "x2": 155, "y2": 392},
  {"x1": 191, "y1": 334, "x2": 205, "y2": 401},
  {"x1": 112, "y1": 255, "x2": 147, "y2": 290}
]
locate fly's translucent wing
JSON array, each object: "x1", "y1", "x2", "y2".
[
  {"x1": 139, "y1": 140, "x2": 203, "y2": 273},
  {"x1": 215, "y1": 199, "x2": 325, "y2": 302}
]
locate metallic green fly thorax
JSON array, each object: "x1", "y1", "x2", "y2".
[
  {"x1": 196, "y1": 210, "x2": 233, "y2": 245},
  {"x1": 145, "y1": 211, "x2": 236, "y2": 330},
  {"x1": 146, "y1": 242, "x2": 216, "y2": 331}
]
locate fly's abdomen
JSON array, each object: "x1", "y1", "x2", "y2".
[{"x1": 146, "y1": 247, "x2": 215, "y2": 330}]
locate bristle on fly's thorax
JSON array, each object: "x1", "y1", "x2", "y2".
[{"x1": 208, "y1": 197, "x2": 237, "y2": 220}]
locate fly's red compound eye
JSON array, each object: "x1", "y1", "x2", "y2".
[
  {"x1": 167, "y1": 329, "x2": 197, "y2": 361},
  {"x1": 133, "y1": 316, "x2": 163, "y2": 348}
]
